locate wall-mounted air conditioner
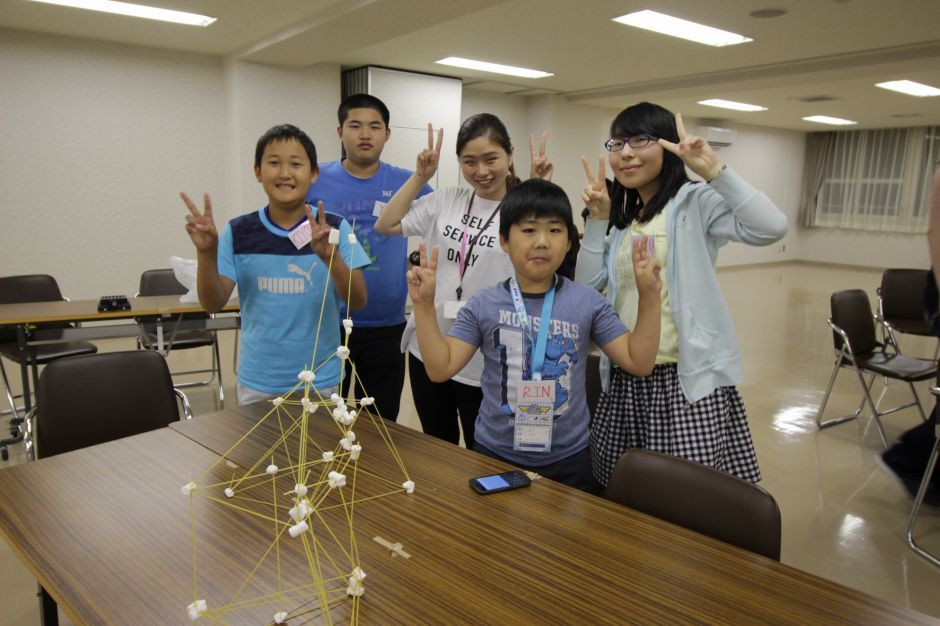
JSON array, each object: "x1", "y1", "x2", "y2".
[{"x1": 695, "y1": 126, "x2": 737, "y2": 149}]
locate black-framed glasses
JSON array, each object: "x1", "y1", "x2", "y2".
[{"x1": 604, "y1": 135, "x2": 658, "y2": 152}]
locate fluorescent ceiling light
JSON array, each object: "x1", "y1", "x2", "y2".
[
  {"x1": 612, "y1": 10, "x2": 752, "y2": 47},
  {"x1": 29, "y1": 0, "x2": 216, "y2": 26},
  {"x1": 875, "y1": 80, "x2": 940, "y2": 97},
  {"x1": 435, "y1": 57, "x2": 552, "y2": 79},
  {"x1": 802, "y1": 115, "x2": 857, "y2": 126},
  {"x1": 698, "y1": 99, "x2": 767, "y2": 112}
]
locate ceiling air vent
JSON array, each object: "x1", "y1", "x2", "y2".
[{"x1": 789, "y1": 95, "x2": 840, "y2": 103}]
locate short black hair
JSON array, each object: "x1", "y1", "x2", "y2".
[
  {"x1": 254, "y1": 124, "x2": 318, "y2": 169},
  {"x1": 498, "y1": 179, "x2": 577, "y2": 251},
  {"x1": 338, "y1": 94, "x2": 390, "y2": 127}
]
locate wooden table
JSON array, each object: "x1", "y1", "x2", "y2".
[
  {"x1": 0, "y1": 404, "x2": 934, "y2": 625},
  {"x1": 0, "y1": 296, "x2": 239, "y2": 412}
]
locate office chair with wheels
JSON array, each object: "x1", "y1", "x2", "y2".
[
  {"x1": 877, "y1": 269, "x2": 938, "y2": 358},
  {"x1": 33, "y1": 349, "x2": 190, "y2": 623},
  {"x1": 0, "y1": 274, "x2": 98, "y2": 461},
  {"x1": 815, "y1": 289, "x2": 936, "y2": 447},
  {"x1": 603, "y1": 449, "x2": 782, "y2": 561},
  {"x1": 137, "y1": 269, "x2": 224, "y2": 407}
]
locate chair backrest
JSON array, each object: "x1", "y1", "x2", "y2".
[
  {"x1": 0, "y1": 274, "x2": 64, "y2": 305},
  {"x1": 36, "y1": 351, "x2": 180, "y2": 458},
  {"x1": 603, "y1": 450, "x2": 782, "y2": 561},
  {"x1": 830, "y1": 289, "x2": 878, "y2": 355},
  {"x1": 139, "y1": 269, "x2": 188, "y2": 297},
  {"x1": 880, "y1": 269, "x2": 930, "y2": 321}
]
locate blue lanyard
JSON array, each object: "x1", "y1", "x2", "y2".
[{"x1": 509, "y1": 276, "x2": 556, "y2": 381}]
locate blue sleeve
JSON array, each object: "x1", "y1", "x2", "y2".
[
  {"x1": 217, "y1": 223, "x2": 237, "y2": 283},
  {"x1": 337, "y1": 218, "x2": 371, "y2": 270},
  {"x1": 590, "y1": 291, "x2": 629, "y2": 346},
  {"x1": 448, "y1": 297, "x2": 483, "y2": 348},
  {"x1": 416, "y1": 182, "x2": 433, "y2": 199}
]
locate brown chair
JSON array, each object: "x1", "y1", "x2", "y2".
[
  {"x1": 0, "y1": 274, "x2": 98, "y2": 460},
  {"x1": 877, "y1": 269, "x2": 938, "y2": 358},
  {"x1": 137, "y1": 269, "x2": 223, "y2": 407},
  {"x1": 603, "y1": 450, "x2": 782, "y2": 561},
  {"x1": 36, "y1": 350, "x2": 191, "y2": 459},
  {"x1": 815, "y1": 289, "x2": 936, "y2": 446}
]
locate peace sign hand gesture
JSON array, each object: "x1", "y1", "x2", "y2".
[
  {"x1": 406, "y1": 243, "x2": 439, "y2": 306},
  {"x1": 305, "y1": 201, "x2": 333, "y2": 262},
  {"x1": 580, "y1": 155, "x2": 611, "y2": 220},
  {"x1": 658, "y1": 113, "x2": 724, "y2": 182},
  {"x1": 632, "y1": 235, "x2": 663, "y2": 297},
  {"x1": 182, "y1": 192, "x2": 219, "y2": 252},
  {"x1": 529, "y1": 132, "x2": 553, "y2": 181},
  {"x1": 416, "y1": 123, "x2": 444, "y2": 182}
]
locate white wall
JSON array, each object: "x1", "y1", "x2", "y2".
[{"x1": 0, "y1": 28, "x2": 342, "y2": 298}]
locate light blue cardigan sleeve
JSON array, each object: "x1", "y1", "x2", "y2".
[
  {"x1": 575, "y1": 219, "x2": 612, "y2": 289},
  {"x1": 702, "y1": 167, "x2": 788, "y2": 245}
]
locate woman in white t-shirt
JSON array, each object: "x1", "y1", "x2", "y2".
[{"x1": 376, "y1": 114, "x2": 551, "y2": 448}]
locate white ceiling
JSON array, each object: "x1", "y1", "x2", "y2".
[{"x1": 2, "y1": 0, "x2": 939, "y2": 131}]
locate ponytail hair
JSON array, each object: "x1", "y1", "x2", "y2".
[{"x1": 456, "y1": 113, "x2": 520, "y2": 190}]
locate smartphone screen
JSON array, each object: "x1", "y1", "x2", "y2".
[{"x1": 469, "y1": 470, "x2": 531, "y2": 494}]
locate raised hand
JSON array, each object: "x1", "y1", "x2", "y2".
[
  {"x1": 529, "y1": 131, "x2": 553, "y2": 181},
  {"x1": 305, "y1": 201, "x2": 333, "y2": 261},
  {"x1": 182, "y1": 192, "x2": 219, "y2": 252},
  {"x1": 658, "y1": 113, "x2": 724, "y2": 182},
  {"x1": 580, "y1": 155, "x2": 611, "y2": 220},
  {"x1": 632, "y1": 235, "x2": 662, "y2": 296},
  {"x1": 416, "y1": 123, "x2": 444, "y2": 182},
  {"x1": 406, "y1": 243, "x2": 439, "y2": 306}
]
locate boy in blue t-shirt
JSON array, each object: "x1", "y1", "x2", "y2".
[
  {"x1": 307, "y1": 94, "x2": 432, "y2": 421},
  {"x1": 406, "y1": 179, "x2": 662, "y2": 490},
  {"x1": 183, "y1": 124, "x2": 370, "y2": 405}
]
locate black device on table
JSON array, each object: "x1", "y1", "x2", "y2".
[
  {"x1": 97, "y1": 295, "x2": 131, "y2": 312},
  {"x1": 469, "y1": 470, "x2": 532, "y2": 494}
]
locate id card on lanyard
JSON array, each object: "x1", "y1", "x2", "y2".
[{"x1": 510, "y1": 276, "x2": 557, "y2": 453}]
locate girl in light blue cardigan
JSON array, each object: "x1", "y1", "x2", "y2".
[{"x1": 576, "y1": 102, "x2": 787, "y2": 486}]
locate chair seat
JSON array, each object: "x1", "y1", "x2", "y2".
[
  {"x1": 0, "y1": 341, "x2": 97, "y2": 365},
  {"x1": 888, "y1": 318, "x2": 935, "y2": 337},
  {"x1": 139, "y1": 330, "x2": 215, "y2": 351},
  {"x1": 853, "y1": 352, "x2": 937, "y2": 382}
]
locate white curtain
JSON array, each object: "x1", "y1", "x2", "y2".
[{"x1": 801, "y1": 126, "x2": 939, "y2": 233}]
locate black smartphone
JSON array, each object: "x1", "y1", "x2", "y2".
[{"x1": 469, "y1": 470, "x2": 531, "y2": 494}]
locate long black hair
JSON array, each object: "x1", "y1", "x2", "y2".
[{"x1": 608, "y1": 102, "x2": 692, "y2": 230}]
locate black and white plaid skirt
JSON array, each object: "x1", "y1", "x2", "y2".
[{"x1": 590, "y1": 363, "x2": 761, "y2": 486}]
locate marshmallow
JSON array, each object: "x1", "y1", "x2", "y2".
[
  {"x1": 322, "y1": 450, "x2": 334, "y2": 462},
  {"x1": 328, "y1": 471, "x2": 347, "y2": 489},
  {"x1": 298, "y1": 369, "x2": 315, "y2": 383},
  {"x1": 335, "y1": 345, "x2": 350, "y2": 360},
  {"x1": 402, "y1": 480, "x2": 415, "y2": 494},
  {"x1": 349, "y1": 444, "x2": 362, "y2": 461},
  {"x1": 347, "y1": 233, "x2": 357, "y2": 245},
  {"x1": 340, "y1": 432, "x2": 356, "y2": 451},
  {"x1": 351, "y1": 567, "x2": 366, "y2": 581},
  {"x1": 288, "y1": 520, "x2": 309, "y2": 538},
  {"x1": 181, "y1": 481, "x2": 197, "y2": 496},
  {"x1": 289, "y1": 499, "x2": 312, "y2": 522},
  {"x1": 224, "y1": 487, "x2": 234, "y2": 498},
  {"x1": 342, "y1": 318, "x2": 354, "y2": 333},
  {"x1": 301, "y1": 397, "x2": 314, "y2": 412},
  {"x1": 328, "y1": 228, "x2": 340, "y2": 245},
  {"x1": 273, "y1": 611, "x2": 288, "y2": 624},
  {"x1": 360, "y1": 397, "x2": 374, "y2": 407},
  {"x1": 266, "y1": 464, "x2": 278, "y2": 475},
  {"x1": 346, "y1": 578, "x2": 365, "y2": 597},
  {"x1": 187, "y1": 599, "x2": 207, "y2": 621},
  {"x1": 271, "y1": 396, "x2": 284, "y2": 406},
  {"x1": 294, "y1": 483, "x2": 308, "y2": 497},
  {"x1": 330, "y1": 392, "x2": 342, "y2": 405}
]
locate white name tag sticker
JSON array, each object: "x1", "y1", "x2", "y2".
[
  {"x1": 513, "y1": 380, "x2": 554, "y2": 452},
  {"x1": 443, "y1": 300, "x2": 466, "y2": 319},
  {"x1": 373, "y1": 200, "x2": 387, "y2": 218},
  {"x1": 288, "y1": 221, "x2": 312, "y2": 250}
]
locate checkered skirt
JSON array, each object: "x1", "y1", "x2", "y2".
[{"x1": 590, "y1": 363, "x2": 761, "y2": 486}]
